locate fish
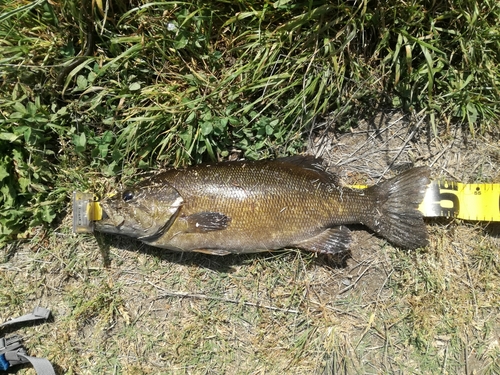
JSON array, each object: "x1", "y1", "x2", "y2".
[{"x1": 94, "y1": 156, "x2": 430, "y2": 255}]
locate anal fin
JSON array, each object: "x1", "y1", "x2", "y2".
[
  {"x1": 193, "y1": 248, "x2": 232, "y2": 256},
  {"x1": 293, "y1": 226, "x2": 351, "y2": 255}
]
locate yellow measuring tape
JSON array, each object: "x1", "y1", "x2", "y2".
[{"x1": 419, "y1": 181, "x2": 500, "y2": 222}]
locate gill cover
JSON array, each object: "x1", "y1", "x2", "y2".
[{"x1": 94, "y1": 183, "x2": 183, "y2": 239}]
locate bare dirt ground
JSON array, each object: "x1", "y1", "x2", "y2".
[{"x1": 1, "y1": 111, "x2": 499, "y2": 374}]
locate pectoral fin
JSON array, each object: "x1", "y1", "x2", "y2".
[
  {"x1": 184, "y1": 212, "x2": 231, "y2": 233},
  {"x1": 294, "y1": 226, "x2": 351, "y2": 255}
]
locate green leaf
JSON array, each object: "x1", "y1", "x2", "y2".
[
  {"x1": 129, "y1": 82, "x2": 141, "y2": 91},
  {"x1": 420, "y1": 45, "x2": 435, "y2": 99},
  {"x1": 74, "y1": 133, "x2": 87, "y2": 153},
  {"x1": 56, "y1": 106, "x2": 68, "y2": 116},
  {"x1": 467, "y1": 103, "x2": 478, "y2": 122},
  {"x1": 200, "y1": 122, "x2": 213, "y2": 136},
  {"x1": 0, "y1": 133, "x2": 20, "y2": 142},
  {"x1": 0, "y1": 0, "x2": 45, "y2": 23},
  {"x1": 174, "y1": 34, "x2": 189, "y2": 50},
  {"x1": 102, "y1": 161, "x2": 118, "y2": 177},
  {"x1": 101, "y1": 131, "x2": 113, "y2": 143},
  {"x1": 18, "y1": 177, "x2": 30, "y2": 193},
  {"x1": 0, "y1": 164, "x2": 9, "y2": 182},
  {"x1": 204, "y1": 136, "x2": 215, "y2": 160},
  {"x1": 41, "y1": 205, "x2": 56, "y2": 224},
  {"x1": 138, "y1": 160, "x2": 149, "y2": 169},
  {"x1": 98, "y1": 143, "x2": 109, "y2": 158},
  {"x1": 112, "y1": 148, "x2": 122, "y2": 162},
  {"x1": 9, "y1": 112, "x2": 24, "y2": 120},
  {"x1": 0, "y1": 184, "x2": 15, "y2": 206},
  {"x1": 77, "y1": 75, "x2": 88, "y2": 90},
  {"x1": 202, "y1": 111, "x2": 212, "y2": 121},
  {"x1": 186, "y1": 112, "x2": 196, "y2": 123},
  {"x1": 23, "y1": 126, "x2": 32, "y2": 143},
  {"x1": 88, "y1": 71, "x2": 97, "y2": 83},
  {"x1": 13, "y1": 102, "x2": 26, "y2": 114},
  {"x1": 26, "y1": 102, "x2": 37, "y2": 117}
]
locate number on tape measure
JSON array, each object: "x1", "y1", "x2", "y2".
[{"x1": 419, "y1": 181, "x2": 500, "y2": 222}]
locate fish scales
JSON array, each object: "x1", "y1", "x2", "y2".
[{"x1": 95, "y1": 156, "x2": 430, "y2": 255}]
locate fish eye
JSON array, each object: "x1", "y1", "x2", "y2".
[{"x1": 122, "y1": 190, "x2": 135, "y2": 202}]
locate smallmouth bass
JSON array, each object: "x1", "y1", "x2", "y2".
[{"x1": 95, "y1": 156, "x2": 430, "y2": 255}]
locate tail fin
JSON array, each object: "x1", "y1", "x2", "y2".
[{"x1": 365, "y1": 167, "x2": 431, "y2": 249}]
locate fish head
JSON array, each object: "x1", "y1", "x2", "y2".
[{"x1": 94, "y1": 183, "x2": 183, "y2": 239}]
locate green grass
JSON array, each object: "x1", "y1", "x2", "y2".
[{"x1": 1, "y1": 0, "x2": 500, "y2": 374}]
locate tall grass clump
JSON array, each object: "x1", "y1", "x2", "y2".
[
  {"x1": 1, "y1": 0, "x2": 500, "y2": 243},
  {"x1": 374, "y1": 0, "x2": 500, "y2": 134}
]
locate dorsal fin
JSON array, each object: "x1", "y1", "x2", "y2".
[
  {"x1": 275, "y1": 155, "x2": 324, "y2": 169},
  {"x1": 274, "y1": 155, "x2": 339, "y2": 184}
]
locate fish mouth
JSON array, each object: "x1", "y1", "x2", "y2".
[{"x1": 93, "y1": 205, "x2": 126, "y2": 234}]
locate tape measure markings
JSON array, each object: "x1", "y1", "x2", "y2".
[{"x1": 419, "y1": 181, "x2": 500, "y2": 222}]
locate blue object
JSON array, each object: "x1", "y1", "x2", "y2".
[
  {"x1": 0, "y1": 353, "x2": 9, "y2": 371},
  {"x1": 0, "y1": 307, "x2": 55, "y2": 375}
]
